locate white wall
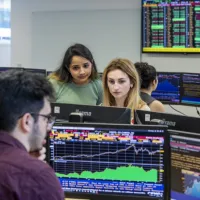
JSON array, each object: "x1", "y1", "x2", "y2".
[
  {"x1": 11, "y1": 0, "x2": 137, "y2": 68},
  {"x1": 0, "y1": 44, "x2": 11, "y2": 66},
  {"x1": 11, "y1": 0, "x2": 200, "y2": 117},
  {"x1": 31, "y1": 9, "x2": 141, "y2": 71}
]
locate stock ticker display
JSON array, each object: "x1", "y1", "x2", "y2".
[
  {"x1": 170, "y1": 131, "x2": 200, "y2": 200},
  {"x1": 49, "y1": 124, "x2": 166, "y2": 199},
  {"x1": 142, "y1": 0, "x2": 200, "y2": 53}
]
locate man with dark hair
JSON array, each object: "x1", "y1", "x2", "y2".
[
  {"x1": 0, "y1": 70, "x2": 64, "y2": 200},
  {"x1": 135, "y1": 62, "x2": 165, "y2": 113}
]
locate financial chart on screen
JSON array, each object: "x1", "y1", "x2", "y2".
[
  {"x1": 181, "y1": 73, "x2": 200, "y2": 106},
  {"x1": 170, "y1": 130, "x2": 200, "y2": 200},
  {"x1": 49, "y1": 123, "x2": 168, "y2": 199},
  {"x1": 152, "y1": 72, "x2": 181, "y2": 104},
  {"x1": 142, "y1": 0, "x2": 200, "y2": 53}
]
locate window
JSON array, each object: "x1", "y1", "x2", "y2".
[{"x1": 0, "y1": 0, "x2": 11, "y2": 44}]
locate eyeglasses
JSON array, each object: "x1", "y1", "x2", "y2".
[{"x1": 30, "y1": 113, "x2": 56, "y2": 127}]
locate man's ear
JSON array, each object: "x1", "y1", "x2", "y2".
[{"x1": 19, "y1": 113, "x2": 34, "y2": 134}]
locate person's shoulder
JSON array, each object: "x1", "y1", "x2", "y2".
[
  {"x1": 140, "y1": 104, "x2": 151, "y2": 111},
  {"x1": 92, "y1": 78, "x2": 102, "y2": 85},
  {"x1": 150, "y1": 100, "x2": 165, "y2": 112},
  {"x1": 18, "y1": 160, "x2": 64, "y2": 199},
  {"x1": 48, "y1": 75, "x2": 63, "y2": 85}
]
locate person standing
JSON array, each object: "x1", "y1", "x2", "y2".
[{"x1": 49, "y1": 43, "x2": 103, "y2": 105}]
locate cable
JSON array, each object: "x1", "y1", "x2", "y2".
[
  {"x1": 169, "y1": 104, "x2": 187, "y2": 116},
  {"x1": 196, "y1": 107, "x2": 200, "y2": 117}
]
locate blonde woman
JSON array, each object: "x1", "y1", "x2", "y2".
[{"x1": 102, "y1": 58, "x2": 150, "y2": 123}]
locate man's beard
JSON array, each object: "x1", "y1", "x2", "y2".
[{"x1": 28, "y1": 123, "x2": 44, "y2": 152}]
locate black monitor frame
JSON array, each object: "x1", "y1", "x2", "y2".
[
  {"x1": 46, "y1": 71, "x2": 53, "y2": 76},
  {"x1": 47, "y1": 122, "x2": 170, "y2": 200},
  {"x1": 134, "y1": 110, "x2": 200, "y2": 134},
  {"x1": 23, "y1": 68, "x2": 46, "y2": 76},
  {"x1": 0, "y1": 67, "x2": 23, "y2": 72},
  {"x1": 51, "y1": 103, "x2": 132, "y2": 124}
]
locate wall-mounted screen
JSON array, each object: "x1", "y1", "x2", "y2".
[{"x1": 142, "y1": 0, "x2": 200, "y2": 53}]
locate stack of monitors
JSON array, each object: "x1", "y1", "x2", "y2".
[
  {"x1": 134, "y1": 110, "x2": 200, "y2": 200},
  {"x1": 47, "y1": 122, "x2": 170, "y2": 200},
  {"x1": 142, "y1": 0, "x2": 200, "y2": 53},
  {"x1": 152, "y1": 72, "x2": 200, "y2": 106},
  {"x1": 170, "y1": 130, "x2": 200, "y2": 200}
]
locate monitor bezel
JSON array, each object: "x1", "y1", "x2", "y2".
[
  {"x1": 47, "y1": 122, "x2": 170, "y2": 200},
  {"x1": 23, "y1": 68, "x2": 46, "y2": 75},
  {"x1": 134, "y1": 109, "x2": 200, "y2": 134},
  {"x1": 51, "y1": 103, "x2": 132, "y2": 124},
  {"x1": 141, "y1": 0, "x2": 200, "y2": 54},
  {"x1": 0, "y1": 67, "x2": 23, "y2": 71}
]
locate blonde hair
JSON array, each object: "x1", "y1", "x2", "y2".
[{"x1": 102, "y1": 58, "x2": 146, "y2": 115}]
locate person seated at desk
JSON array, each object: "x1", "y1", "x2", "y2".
[
  {"x1": 135, "y1": 62, "x2": 165, "y2": 113},
  {"x1": 48, "y1": 43, "x2": 103, "y2": 105},
  {"x1": 102, "y1": 58, "x2": 150, "y2": 123},
  {"x1": 0, "y1": 70, "x2": 64, "y2": 200}
]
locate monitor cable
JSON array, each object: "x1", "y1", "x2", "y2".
[
  {"x1": 169, "y1": 104, "x2": 187, "y2": 116},
  {"x1": 196, "y1": 107, "x2": 200, "y2": 117}
]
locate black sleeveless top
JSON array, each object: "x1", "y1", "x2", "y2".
[{"x1": 140, "y1": 92, "x2": 156, "y2": 106}]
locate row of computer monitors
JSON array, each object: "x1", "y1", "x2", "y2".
[
  {"x1": 1, "y1": 67, "x2": 200, "y2": 107},
  {"x1": 152, "y1": 72, "x2": 200, "y2": 107},
  {"x1": 48, "y1": 103, "x2": 200, "y2": 200},
  {"x1": 0, "y1": 67, "x2": 51, "y2": 76}
]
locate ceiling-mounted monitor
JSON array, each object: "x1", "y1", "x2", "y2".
[{"x1": 142, "y1": 0, "x2": 200, "y2": 53}]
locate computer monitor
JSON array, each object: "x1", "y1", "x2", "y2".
[
  {"x1": 46, "y1": 71, "x2": 53, "y2": 76},
  {"x1": 0, "y1": 67, "x2": 23, "y2": 72},
  {"x1": 51, "y1": 103, "x2": 131, "y2": 124},
  {"x1": 169, "y1": 130, "x2": 200, "y2": 200},
  {"x1": 23, "y1": 68, "x2": 46, "y2": 77},
  {"x1": 47, "y1": 122, "x2": 170, "y2": 200},
  {"x1": 152, "y1": 72, "x2": 181, "y2": 104},
  {"x1": 134, "y1": 110, "x2": 200, "y2": 134},
  {"x1": 181, "y1": 73, "x2": 200, "y2": 107}
]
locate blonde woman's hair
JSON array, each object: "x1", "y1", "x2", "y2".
[{"x1": 102, "y1": 58, "x2": 145, "y2": 115}]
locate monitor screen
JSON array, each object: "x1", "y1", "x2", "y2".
[
  {"x1": 181, "y1": 73, "x2": 200, "y2": 106},
  {"x1": 46, "y1": 71, "x2": 53, "y2": 76},
  {"x1": 48, "y1": 122, "x2": 169, "y2": 200},
  {"x1": 23, "y1": 68, "x2": 46, "y2": 77},
  {"x1": 170, "y1": 130, "x2": 200, "y2": 200},
  {"x1": 134, "y1": 110, "x2": 200, "y2": 134},
  {"x1": 152, "y1": 72, "x2": 181, "y2": 104},
  {"x1": 0, "y1": 67, "x2": 23, "y2": 72},
  {"x1": 142, "y1": 0, "x2": 200, "y2": 53},
  {"x1": 51, "y1": 103, "x2": 131, "y2": 124}
]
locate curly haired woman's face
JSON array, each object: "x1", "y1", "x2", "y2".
[
  {"x1": 107, "y1": 69, "x2": 133, "y2": 100},
  {"x1": 69, "y1": 56, "x2": 92, "y2": 85}
]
